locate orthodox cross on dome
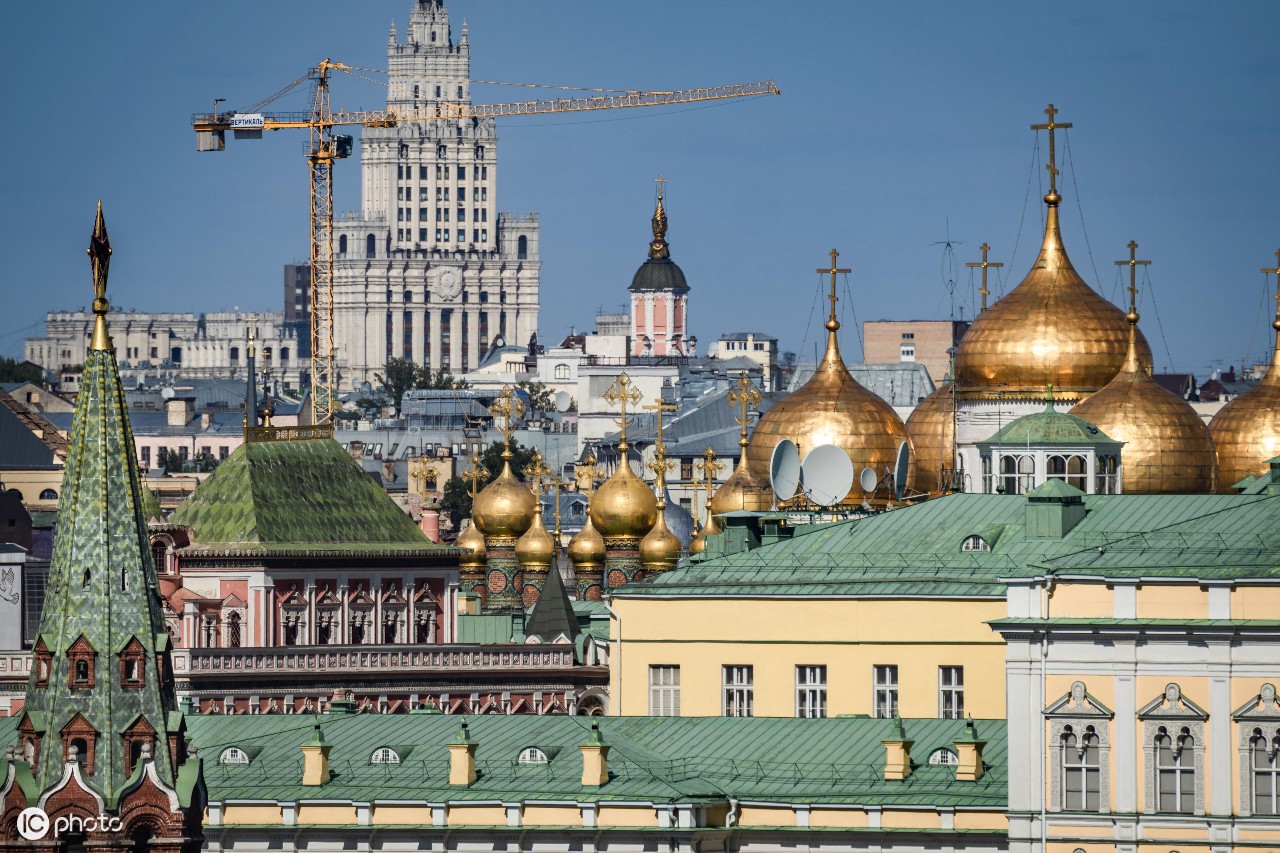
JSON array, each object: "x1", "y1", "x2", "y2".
[
  {"x1": 604, "y1": 372, "x2": 643, "y2": 450},
  {"x1": 523, "y1": 450, "x2": 552, "y2": 492},
  {"x1": 490, "y1": 386, "x2": 525, "y2": 458},
  {"x1": 460, "y1": 452, "x2": 488, "y2": 497},
  {"x1": 649, "y1": 174, "x2": 670, "y2": 259},
  {"x1": 1262, "y1": 250, "x2": 1280, "y2": 331},
  {"x1": 1115, "y1": 240, "x2": 1151, "y2": 319},
  {"x1": 966, "y1": 242, "x2": 1004, "y2": 312},
  {"x1": 88, "y1": 200, "x2": 113, "y2": 351},
  {"x1": 817, "y1": 248, "x2": 851, "y2": 331},
  {"x1": 1031, "y1": 103, "x2": 1072, "y2": 203},
  {"x1": 692, "y1": 445, "x2": 720, "y2": 531},
  {"x1": 643, "y1": 397, "x2": 677, "y2": 488},
  {"x1": 548, "y1": 476, "x2": 571, "y2": 538},
  {"x1": 725, "y1": 372, "x2": 762, "y2": 451}
]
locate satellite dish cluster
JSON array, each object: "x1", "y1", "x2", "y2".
[{"x1": 769, "y1": 439, "x2": 911, "y2": 507}]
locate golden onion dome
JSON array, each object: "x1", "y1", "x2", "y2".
[
  {"x1": 1070, "y1": 313, "x2": 1217, "y2": 494},
  {"x1": 514, "y1": 505, "x2": 555, "y2": 568},
  {"x1": 472, "y1": 457, "x2": 537, "y2": 539},
  {"x1": 710, "y1": 446, "x2": 774, "y2": 515},
  {"x1": 589, "y1": 452, "x2": 658, "y2": 539},
  {"x1": 1209, "y1": 320, "x2": 1280, "y2": 490},
  {"x1": 745, "y1": 319, "x2": 913, "y2": 505},
  {"x1": 954, "y1": 201, "x2": 1153, "y2": 398},
  {"x1": 455, "y1": 520, "x2": 487, "y2": 568},
  {"x1": 567, "y1": 514, "x2": 606, "y2": 567},
  {"x1": 687, "y1": 512, "x2": 721, "y2": 556},
  {"x1": 905, "y1": 383, "x2": 957, "y2": 496},
  {"x1": 639, "y1": 501, "x2": 681, "y2": 571}
]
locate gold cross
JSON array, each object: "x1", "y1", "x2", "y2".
[
  {"x1": 547, "y1": 477, "x2": 571, "y2": 538},
  {"x1": 655, "y1": 173, "x2": 667, "y2": 201},
  {"x1": 725, "y1": 372, "x2": 762, "y2": 450},
  {"x1": 604, "y1": 373, "x2": 643, "y2": 450},
  {"x1": 522, "y1": 450, "x2": 552, "y2": 492},
  {"x1": 966, "y1": 243, "x2": 1004, "y2": 312},
  {"x1": 643, "y1": 397, "x2": 677, "y2": 490},
  {"x1": 489, "y1": 386, "x2": 525, "y2": 455},
  {"x1": 460, "y1": 452, "x2": 488, "y2": 498},
  {"x1": 1115, "y1": 240, "x2": 1151, "y2": 315},
  {"x1": 1263, "y1": 250, "x2": 1280, "y2": 328},
  {"x1": 817, "y1": 249, "x2": 852, "y2": 329},
  {"x1": 1031, "y1": 103, "x2": 1072, "y2": 198},
  {"x1": 693, "y1": 445, "x2": 721, "y2": 530}
]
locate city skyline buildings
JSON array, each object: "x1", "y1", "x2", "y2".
[{"x1": 4, "y1": 2, "x2": 1279, "y2": 384}]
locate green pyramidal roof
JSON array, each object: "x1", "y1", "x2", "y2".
[
  {"x1": 169, "y1": 437, "x2": 440, "y2": 554},
  {"x1": 978, "y1": 403, "x2": 1120, "y2": 448}
]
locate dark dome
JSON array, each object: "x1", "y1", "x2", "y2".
[{"x1": 629, "y1": 257, "x2": 689, "y2": 293}]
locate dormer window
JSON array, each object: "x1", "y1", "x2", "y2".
[
  {"x1": 218, "y1": 747, "x2": 250, "y2": 765},
  {"x1": 371, "y1": 747, "x2": 401, "y2": 764},
  {"x1": 67, "y1": 636, "x2": 97, "y2": 690},
  {"x1": 928, "y1": 748, "x2": 958, "y2": 765},
  {"x1": 33, "y1": 639, "x2": 50, "y2": 688},
  {"x1": 518, "y1": 747, "x2": 549, "y2": 765},
  {"x1": 961, "y1": 535, "x2": 990, "y2": 553}
]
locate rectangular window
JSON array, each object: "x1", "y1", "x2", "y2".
[
  {"x1": 458, "y1": 187, "x2": 466, "y2": 201},
  {"x1": 648, "y1": 665, "x2": 680, "y2": 716},
  {"x1": 420, "y1": 228, "x2": 429, "y2": 242},
  {"x1": 140, "y1": 446, "x2": 151, "y2": 466},
  {"x1": 218, "y1": 445, "x2": 229, "y2": 459},
  {"x1": 796, "y1": 665, "x2": 827, "y2": 718},
  {"x1": 481, "y1": 187, "x2": 488, "y2": 201},
  {"x1": 481, "y1": 166, "x2": 488, "y2": 180},
  {"x1": 419, "y1": 166, "x2": 429, "y2": 180},
  {"x1": 939, "y1": 666, "x2": 964, "y2": 718},
  {"x1": 419, "y1": 207, "x2": 428, "y2": 221},
  {"x1": 873, "y1": 664, "x2": 898, "y2": 718},
  {"x1": 722, "y1": 665, "x2": 753, "y2": 717},
  {"x1": 457, "y1": 207, "x2": 465, "y2": 222},
  {"x1": 458, "y1": 166, "x2": 466, "y2": 180}
]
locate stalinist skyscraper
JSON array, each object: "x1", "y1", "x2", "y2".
[{"x1": 333, "y1": 0, "x2": 540, "y2": 385}]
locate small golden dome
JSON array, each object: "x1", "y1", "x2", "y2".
[
  {"x1": 640, "y1": 501, "x2": 681, "y2": 571},
  {"x1": 710, "y1": 446, "x2": 774, "y2": 515},
  {"x1": 455, "y1": 520, "x2": 487, "y2": 568},
  {"x1": 688, "y1": 513, "x2": 721, "y2": 555},
  {"x1": 472, "y1": 457, "x2": 537, "y2": 539},
  {"x1": 1210, "y1": 326, "x2": 1280, "y2": 490},
  {"x1": 515, "y1": 506, "x2": 555, "y2": 568},
  {"x1": 905, "y1": 383, "x2": 957, "y2": 496},
  {"x1": 567, "y1": 515, "x2": 606, "y2": 567},
  {"x1": 589, "y1": 453, "x2": 658, "y2": 540},
  {"x1": 954, "y1": 202, "x2": 1153, "y2": 397},
  {"x1": 745, "y1": 326, "x2": 912, "y2": 506},
  {"x1": 1070, "y1": 316, "x2": 1217, "y2": 494}
]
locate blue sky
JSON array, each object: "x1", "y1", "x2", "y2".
[{"x1": 4, "y1": 2, "x2": 1278, "y2": 380}]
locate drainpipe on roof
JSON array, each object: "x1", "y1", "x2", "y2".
[
  {"x1": 726, "y1": 796, "x2": 739, "y2": 828},
  {"x1": 605, "y1": 601, "x2": 621, "y2": 716}
]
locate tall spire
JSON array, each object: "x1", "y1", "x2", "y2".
[
  {"x1": 648, "y1": 174, "x2": 670, "y2": 259},
  {"x1": 88, "y1": 200, "x2": 113, "y2": 352}
]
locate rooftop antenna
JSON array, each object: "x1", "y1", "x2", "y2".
[{"x1": 930, "y1": 220, "x2": 964, "y2": 320}]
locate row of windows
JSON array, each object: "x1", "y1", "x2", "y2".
[
  {"x1": 395, "y1": 228, "x2": 491, "y2": 244},
  {"x1": 647, "y1": 664, "x2": 965, "y2": 719},
  {"x1": 395, "y1": 164, "x2": 489, "y2": 181},
  {"x1": 396, "y1": 186, "x2": 489, "y2": 203},
  {"x1": 219, "y1": 744, "x2": 551, "y2": 767}
]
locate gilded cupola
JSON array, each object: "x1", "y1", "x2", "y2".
[
  {"x1": 455, "y1": 520, "x2": 487, "y2": 569},
  {"x1": 954, "y1": 106, "x2": 1153, "y2": 398},
  {"x1": 710, "y1": 373, "x2": 774, "y2": 515},
  {"x1": 589, "y1": 374, "x2": 658, "y2": 540},
  {"x1": 472, "y1": 391, "x2": 537, "y2": 539},
  {"x1": 904, "y1": 382, "x2": 958, "y2": 496},
  {"x1": 745, "y1": 250, "x2": 913, "y2": 505},
  {"x1": 1069, "y1": 243, "x2": 1217, "y2": 494},
  {"x1": 1209, "y1": 252, "x2": 1280, "y2": 490},
  {"x1": 639, "y1": 421, "x2": 681, "y2": 573},
  {"x1": 514, "y1": 498, "x2": 555, "y2": 570},
  {"x1": 568, "y1": 515, "x2": 606, "y2": 568}
]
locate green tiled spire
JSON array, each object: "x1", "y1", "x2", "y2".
[{"x1": 23, "y1": 204, "x2": 184, "y2": 801}]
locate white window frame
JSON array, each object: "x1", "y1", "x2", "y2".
[
  {"x1": 218, "y1": 746, "x2": 250, "y2": 765},
  {"x1": 1045, "y1": 681, "x2": 1113, "y2": 815},
  {"x1": 1061, "y1": 724, "x2": 1103, "y2": 811},
  {"x1": 1138, "y1": 683, "x2": 1206, "y2": 816},
  {"x1": 518, "y1": 747, "x2": 549, "y2": 765},
  {"x1": 928, "y1": 748, "x2": 957, "y2": 766},
  {"x1": 873, "y1": 664, "x2": 898, "y2": 719},
  {"x1": 648, "y1": 665, "x2": 681, "y2": 717},
  {"x1": 795, "y1": 665, "x2": 827, "y2": 719},
  {"x1": 722, "y1": 665, "x2": 753, "y2": 718},
  {"x1": 939, "y1": 665, "x2": 964, "y2": 719},
  {"x1": 371, "y1": 747, "x2": 401, "y2": 765}
]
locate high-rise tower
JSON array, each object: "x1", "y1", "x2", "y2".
[{"x1": 332, "y1": 0, "x2": 540, "y2": 384}]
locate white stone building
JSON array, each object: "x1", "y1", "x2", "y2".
[{"x1": 332, "y1": 0, "x2": 540, "y2": 386}]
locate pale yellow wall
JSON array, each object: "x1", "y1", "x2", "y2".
[
  {"x1": 296, "y1": 804, "x2": 357, "y2": 825},
  {"x1": 1047, "y1": 823, "x2": 1113, "y2": 837},
  {"x1": 1233, "y1": 586, "x2": 1280, "y2": 619},
  {"x1": 221, "y1": 804, "x2": 282, "y2": 825},
  {"x1": 953, "y1": 811, "x2": 1005, "y2": 830},
  {"x1": 1140, "y1": 825, "x2": 1208, "y2": 839},
  {"x1": 521, "y1": 805, "x2": 580, "y2": 827},
  {"x1": 371, "y1": 805, "x2": 433, "y2": 825},
  {"x1": 880, "y1": 809, "x2": 939, "y2": 829},
  {"x1": 612, "y1": 597, "x2": 1006, "y2": 717},
  {"x1": 0, "y1": 469, "x2": 63, "y2": 509},
  {"x1": 596, "y1": 805, "x2": 658, "y2": 827},
  {"x1": 446, "y1": 805, "x2": 508, "y2": 826},
  {"x1": 807, "y1": 808, "x2": 868, "y2": 828},
  {"x1": 1135, "y1": 583, "x2": 1207, "y2": 619},
  {"x1": 738, "y1": 805, "x2": 796, "y2": 827},
  {"x1": 1048, "y1": 582, "x2": 1113, "y2": 618}
]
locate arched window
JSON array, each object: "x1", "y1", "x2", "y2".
[
  {"x1": 366, "y1": 234, "x2": 377, "y2": 259},
  {"x1": 517, "y1": 235, "x2": 528, "y2": 260},
  {"x1": 999, "y1": 454, "x2": 1035, "y2": 494},
  {"x1": 218, "y1": 747, "x2": 250, "y2": 765},
  {"x1": 554, "y1": 364, "x2": 570, "y2": 380},
  {"x1": 338, "y1": 234, "x2": 347, "y2": 255},
  {"x1": 1156, "y1": 726, "x2": 1195, "y2": 813},
  {"x1": 1251, "y1": 727, "x2": 1280, "y2": 814},
  {"x1": 371, "y1": 747, "x2": 400, "y2": 764},
  {"x1": 1096, "y1": 454, "x2": 1119, "y2": 494},
  {"x1": 70, "y1": 738, "x2": 88, "y2": 767},
  {"x1": 928, "y1": 748, "x2": 957, "y2": 766},
  {"x1": 39, "y1": 488, "x2": 58, "y2": 501},
  {"x1": 1061, "y1": 724, "x2": 1101, "y2": 810},
  {"x1": 960, "y1": 535, "x2": 990, "y2": 553},
  {"x1": 75, "y1": 659, "x2": 90, "y2": 684},
  {"x1": 226, "y1": 612, "x2": 242, "y2": 648},
  {"x1": 518, "y1": 747, "x2": 548, "y2": 765},
  {"x1": 1048, "y1": 454, "x2": 1088, "y2": 491}
]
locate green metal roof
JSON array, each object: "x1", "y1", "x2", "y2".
[
  {"x1": 977, "y1": 403, "x2": 1120, "y2": 448},
  {"x1": 614, "y1": 491, "x2": 1280, "y2": 598},
  {"x1": 169, "y1": 438, "x2": 442, "y2": 555},
  {"x1": 48, "y1": 714, "x2": 1003, "y2": 808}
]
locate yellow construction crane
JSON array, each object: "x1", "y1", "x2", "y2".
[{"x1": 192, "y1": 60, "x2": 780, "y2": 424}]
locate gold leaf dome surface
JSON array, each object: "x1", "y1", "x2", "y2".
[
  {"x1": 904, "y1": 383, "x2": 957, "y2": 496},
  {"x1": 709, "y1": 450, "x2": 774, "y2": 515},
  {"x1": 639, "y1": 504, "x2": 681, "y2": 570},
  {"x1": 472, "y1": 458, "x2": 536, "y2": 539},
  {"x1": 745, "y1": 329, "x2": 912, "y2": 505},
  {"x1": 589, "y1": 455, "x2": 657, "y2": 539},
  {"x1": 1070, "y1": 322, "x2": 1217, "y2": 494},
  {"x1": 687, "y1": 513, "x2": 720, "y2": 556},
  {"x1": 455, "y1": 520, "x2": 487, "y2": 568},
  {"x1": 567, "y1": 515, "x2": 606, "y2": 566},
  {"x1": 954, "y1": 204, "x2": 1153, "y2": 396},
  {"x1": 514, "y1": 506, "x2": 555, "y2": 568},
  {"x1": 1209, "y1": 331, "x2": 1280, "y2": 490}
]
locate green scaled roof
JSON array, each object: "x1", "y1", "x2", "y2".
[
  {"x1": 169, "y1": 438, "x2": 441, "y2": 554},
  {"x1": 977, "y1": 403, "x2": 1120, "y2": 448}
]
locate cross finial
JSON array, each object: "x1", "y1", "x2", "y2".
[
  {"x1": 725, "y1": 372, "x2": 763, "y2": 451},
  {"x1": 1262, "y1": 250, "x2": 1280, "y2": 333},
  {"x1": 522, "y1": 450, "x2": 551, "y2": 492},
  {"x1": 1114, "y1": 239, "x2": 1151, "y2": 320},
  {"x1": 461, "y1": 452, "x2": 488, "y2": 498},
  {"x1": 655, "y1": 173, "x2": 667, "y2": 201},
  {"x1": 489, "y1": 386, "x2": 525, "y2": 459},
  {"x1": 548, "y1": 475, "x2": 571, "y2": 538},
  {"x1": 88, "y1": 201, "x2": 114, "y2": 351},
  {"x1": 965, "y1": 242, "x2": 1004, "y2": 312},
  {"x1": 1031, "y1": 103, "x2": 1073, "y2": 204},
  {"x1": 642, "y1": 396, "x2": 677, "y2": 489},
  {"x1": 693, "y1": 445, "x2": 721, "y2": 530},
  {"x1": 817, "y1": 249, "x2": 851, "y2": 331},
  {"x1": 603, "y1": 373, "x2": 643, "y2": 450},
  {"x1": 649, "y1": 176, "x2": 670, "y2": 259}
]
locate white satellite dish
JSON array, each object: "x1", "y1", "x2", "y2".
[
  {"x1": 893, "y1": 441, "x2": 911, "y2": 500},
  {"x1": 553, "y1": 390, "x2": 572, "y2": 412},
  {"x1": 769, "y1": 439, "x2": 801, "y2": 502},
  {"x1": 859, "y1": 466, "x2": 879, "y2": 494},
  {"x1": 802, "y1": 444, "x2": 854, "y2": 507},
  {"x1": 160, "y1": 387, "x2": 176, "y2": 400}
]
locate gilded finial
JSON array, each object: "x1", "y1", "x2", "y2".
[
  {"x1": 817, "y1": 249, "x2": 851, "y2": 333},
  {"x1": 965, "y1": 243, "x2": 1003, "y2": 313},
  {"x1": 1115, "y1": 240, "x2": 1149, "y2": 325},
  {"x1": 648, "y1": 174, "x2": 670, "y2": 260},
  {"x1": 693, "y1": 445, "x2": 721, "y2": 531},
  {"x1": 461, "y1": 452, "x2": 489, "y2": 498},
  {"x1": 725, "y1": 373, "x2": 762, "y2": 461},
  {"x1": 604, "y1": 373, "x2": 643, "y2": 451},
  {"x1": 1261, "y1": 250, "x2": 1280, "y2": 337},
  {"x1": 489, "y1": 386, "x2": 525, "y2": 460},
  {"x1": 643, "y1": 397, "x2": 677, "y2": 493},
  {"x1": 522, "y1": 450, "x2": 552, "y2": 492},
  {"x1": 88, "y1": 201, "x2": 113, "y2": 352},
  {"x1": 1031, "y1": 103, "x2": 1072, "y2": 206}
]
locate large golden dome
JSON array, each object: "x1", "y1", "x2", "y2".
[
  {"x1": 905, "y1": 383, "x2": 957, "y2": 496},
  {"x1": 514, "y1": 506, "x2": 555, "y2": 568},
  {"x1": 567, "y1": 515, "x2": 606, "y2": 567},
  {"x1": 472, "y1": 456, "x2": 537, "y2": 539},
  {"x1": 639, "y1": 500, "x2": 681, "y2": 571},
  {"x1": 1070, "y1": 314, "x2": 1217, "y2": 494},
  {"x1": 455, "y1": 520, "x2": 487, "y2": 568},
  {"x1": 589, "y1": 453, "x2": 657, "y2": 540},
  {"x1": 1210, "y1": 319, "x2": 1280, "y2": 490},
  {"x1": 954, "y1": 201, "x2": 1153, "y2": 397},
  {"x1": 745, "y1": 316, "x2": 912, "y2": 505}
]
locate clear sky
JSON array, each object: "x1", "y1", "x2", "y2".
[{"x1": 5, "y1": 2, "x2": 1278, "y2": 381}]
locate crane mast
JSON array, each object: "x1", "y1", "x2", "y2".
[{"x1": 194, "y1": 64, "x2": 779, "y2": 424}]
